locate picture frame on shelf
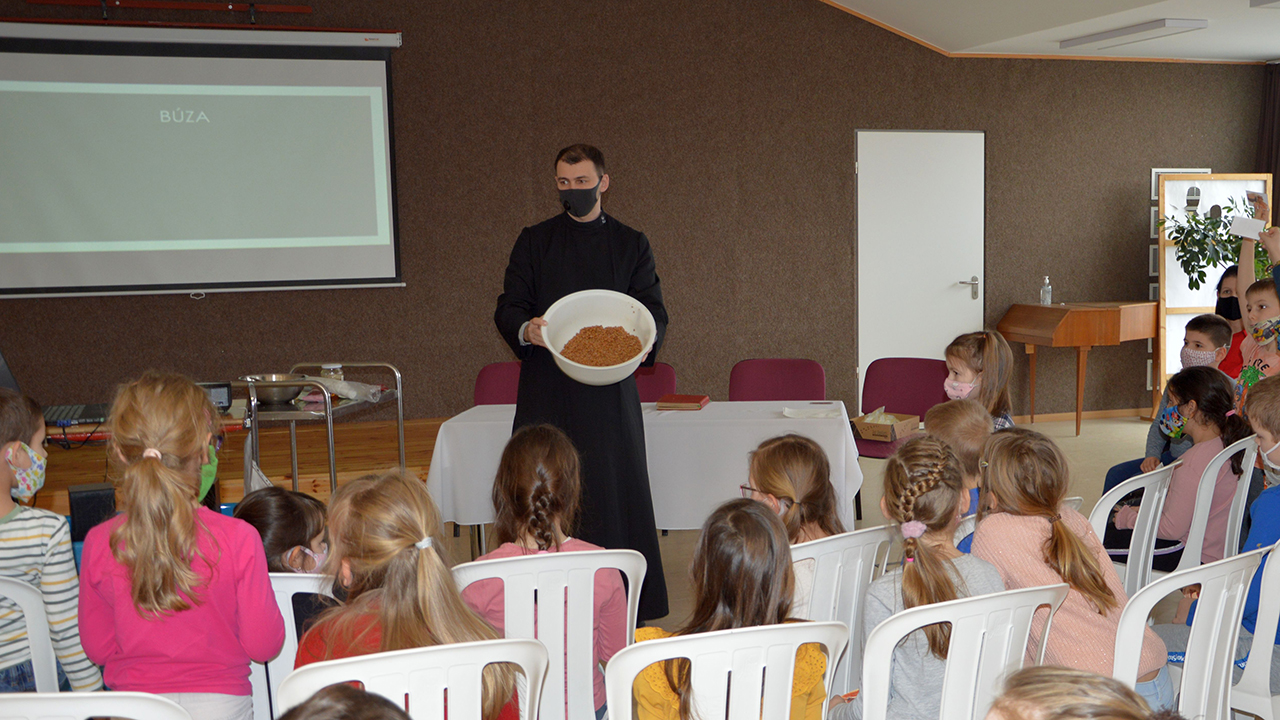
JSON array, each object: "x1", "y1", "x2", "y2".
[
  {"x1": 1149, "y1": 244, "x2": 1159, "y2": 277},
  {"x1": 1150, "y1": 206, "x2": 1160, "y2": 239},
  {"x1": 1151, "y1": 167, "x2": 1211, "y2": 201}
]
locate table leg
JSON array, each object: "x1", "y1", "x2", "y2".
[
  {"x1": 1075, "y1": 346, "x2": 1091, "y2": 436},
  {"x1": 1026, "y1": 344, "x2": 1037, "y2": 424}
]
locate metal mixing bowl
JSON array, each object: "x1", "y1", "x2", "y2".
[{"x1": 240, "y1": 373, "x2": 307, "y2": 405}]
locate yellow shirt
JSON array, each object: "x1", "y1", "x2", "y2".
[{"x1": 630, "y1": 626, "x2": 827, "y2": 720}]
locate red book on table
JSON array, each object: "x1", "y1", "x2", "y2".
[{"x1": 655, "y1": 394, "x2": 710, "y2": 411}]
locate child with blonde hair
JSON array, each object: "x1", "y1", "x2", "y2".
[
  {"x1": 986, "y1": 666, "x2": 1186, "y2": 720},
  {"x1": 829, "y1": 436, "x2": 1003, "y2": 720},
  {"x1": 78, "y1": 372, "x2": 283, "y2": 720},
  {"x1": 972, "y1": 429, "x2": 1172, "y2": 711},
  {"x1": 296, "y1": 470, "x2": 519, "y2": 720},
  {"x1": 461, "y1": 424, "x2": 625, "y2": 719},
  {"x1": 923, "y1": 398, "x2": 993, "y2": 552},
  {"x1": 944, "y1": 330, "x2": 1015, "y2": 430},
  {"x1": 0, "y1": 388, "x2": 101, "y2": 693}
]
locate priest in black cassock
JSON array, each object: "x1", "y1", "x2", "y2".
[{"x1": 494, "y1": 144, "x2": 669, "y2": 620}]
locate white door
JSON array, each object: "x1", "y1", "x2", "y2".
[{"x1": 856, "y1": 130, "x2": 985, "y2": 404}]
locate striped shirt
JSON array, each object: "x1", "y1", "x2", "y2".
[{"x1": 0, "y1": 505, "x2": 102, "y2": 690}]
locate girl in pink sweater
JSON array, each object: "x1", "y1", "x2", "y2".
[
  {"x1": 79, "y1": 373, "x2": 284, "y2": 720},
  {"x1": 1109, "y1": 365, "x2": 1250, "y2": 570},
  {"x1": 460, "y1": 424, "x2": 626, "y2": 719},
  {"x1": 972, "y1": 429, "x2": 1173, "y2": 712}
]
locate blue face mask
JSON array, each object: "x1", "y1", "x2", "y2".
[{"x1": 1158, "y1": 404, "x2": 1186, "y2": 439}]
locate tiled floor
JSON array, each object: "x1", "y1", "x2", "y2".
[{"x1": 446, "y1": 416, "x2": 1177, "y2": 630}]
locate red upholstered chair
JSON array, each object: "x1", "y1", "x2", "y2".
[
  {"x1": 728, "y1": 359, "x2": 825, "y2": 401},
  {"x1": 855, "y1": 357, "x2": 950, "y2": 459},
  {"x1": 473, "y1": 361, "x2": 521, "y2": 405},
  {"x1": 633, "y1": 362, "x2": 677, "y2": 402}
]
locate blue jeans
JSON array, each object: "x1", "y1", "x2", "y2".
[
  {"x1": 0, "y1": 659, "x2": 72, "y2": 692},
  {"x1": 1134, "y1": 664, "x2": 1175, "y2": 711},
  {"x1": 1104, "y1": 450, "x2": 1177, "y2": 493}
]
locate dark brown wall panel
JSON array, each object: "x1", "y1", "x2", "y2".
[{"x1": 0, "y1": 0, "x2": 1262, "y2": 418}]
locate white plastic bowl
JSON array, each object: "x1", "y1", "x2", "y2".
[{"x1": 542, "y1": 289, "x2": 657, "y2": 386}]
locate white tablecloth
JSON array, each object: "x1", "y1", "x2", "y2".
[{"x1": 425, "y1": 401, "x2": 863, "y2": 530}]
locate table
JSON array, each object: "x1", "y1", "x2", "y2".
[
  {"x1": 997, "y1": 301, "x2": 1157, "y2": 435},
  {"x1": 425, "y1": 400, "x2": 863, "y2": 531}
]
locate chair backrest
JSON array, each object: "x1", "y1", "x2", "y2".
[
  {"x1": 633, "y1": 362, "x2": 677, "y2": 402},
  {"x1": 728, "y1": 359, "x2": 825, "y2": 402},
  {"x1": 603, "y1": 621, "x2": 848, "y2": 720},
  {"x1": 1087, "y1": 463, "x2": 1177, "y2": 597},
  {"x1": 1062, "y1": 496, "x2": 1084, "y2": 512},
  {"x1": 1176, "y1": 435, "x2": 1257, "y2": 573},
  {"x1": 277, "y1": 638, "x2": 549, "y2": 720},
  {"x1": 474, "y1": 361, "x2": 521, "y2": 405},
  {"x1": 1230, "y1": 544, "x2": 1280, "y2": 719},
  {"x1": 0, "y1": 691, "x2": 193, "y2": 720},
  {"x1": 451, "y1": 550, "x2": 646, "y2": 720},
  {"x1": 0, "y1": 577, "x2": 57, "y2": 692},
  {"x1": 1113, "y1": 548, "x2": 1266, "y2": 720},
  {"x1": 861, "y1": 583, "x2": 1070, "y2": 720},
  {"x1": 259, "y1": 572, "x2": 335, "y2": 717},
  {"x1": 860, "y1": 357, "x2": 950, "y2": 417},
  {"x1": 789, "y1": 525, "x2": 893, "y2": 696},
  {"x1": 1223, "y1": 435, "x2": 1260, "y2": 561}
]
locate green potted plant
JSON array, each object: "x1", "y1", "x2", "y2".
[{"x1": 1163, "y1": 197, "x2": 1270, "y2": 290}]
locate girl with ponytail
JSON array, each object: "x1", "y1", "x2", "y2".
[
  {"x1": 78, "y1": 372, "x2": 284, "y2": 720},
  {"x1": 829, "y1": 436, "x2": 1004, "y2": 720},
  {"x1": 296, "y1": 470, "x2": 519, "y2": 720},
  {"x1": 461, "y1": 424, "x2": 625, "y2": 719},
  {"x1": 1108, "y1": 365, "x2": 1252, "y2": 570},
  {"x1": 972, "y1": 428, "x2": 1174, "y2": 712}
]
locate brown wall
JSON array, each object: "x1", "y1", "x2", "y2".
[{"x1": 0, "y1": 0, "x2": 1263, "y2": 419}]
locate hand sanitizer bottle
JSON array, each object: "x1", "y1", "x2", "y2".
[{"x1": 1040, "y1": 276, "x2": 1052, "y2": 305}]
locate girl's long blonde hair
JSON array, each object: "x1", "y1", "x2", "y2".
[
  {"x1": 882, "y1": 436, "x2": 964, "y2": 659},
  {"x1": 946, "y1": 330, "x2": 1014, "y2": 419},
  {"x1": 106, "y1": 371, "x2": 218, "y2": 616},
  {"x1": 318, "y1": 471, "x2": 516, "y2": 720},
  {"x1": 980, "y1": 429, "x2": 1117, "y2": 614},
  {"x1": 749, "y1": 434, "x2": 845, "y2": 542}
]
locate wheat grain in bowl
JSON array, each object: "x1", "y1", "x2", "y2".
[{"x1": 560, "y1": 326, "x2": 643, "y2": 367}]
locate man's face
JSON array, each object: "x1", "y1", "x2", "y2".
[{"x1": 556, "y1": 160, "x2": 603, "y2": 191}]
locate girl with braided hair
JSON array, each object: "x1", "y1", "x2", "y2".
[
  {"x1": 972, "y1": 428, "x2": 1174, "y2": 712},
  {"x1": 461, "y1": 424, "x2": 626, "y2": 720},
  {"x1": 829, "y1": 436, "x2": 1003, "y2": 720}
]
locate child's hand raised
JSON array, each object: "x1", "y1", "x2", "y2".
[{"x1": 1261, "y1": 226, "x2": 1280, "y2": 265}]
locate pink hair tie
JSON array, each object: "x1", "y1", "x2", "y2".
[
  {"x1": 905, "y1": 557, "x2": 915, "y2": 563},
  {"x1": 142, "y1": 448, "x2": 162, "y2": 460},
  {"x1": 1226, "y1": 410, "x2": 1237, "y2": 417},
  {"x1": 901, "y1": 520, "x2": 927, "y2": 539}
]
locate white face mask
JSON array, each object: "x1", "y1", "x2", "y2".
[{"x1": 1259, "y1": 437, "x2": 1280, "y2": 486}]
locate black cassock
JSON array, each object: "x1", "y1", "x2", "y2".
[{"x1": 494, "y1": 211, "x2": 669, "y2": 620}]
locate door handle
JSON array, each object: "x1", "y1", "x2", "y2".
[{"x1": 957, "y1": 276, "x2": 979, "y2": 300}]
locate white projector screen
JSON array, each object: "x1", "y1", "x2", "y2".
[{"x1": 0, "y1": 23, "x2": 401, "y2": 296}]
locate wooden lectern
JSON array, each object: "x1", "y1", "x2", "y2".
[{"x1": 996, "y1": 302, "x2": 1157, "y2": 436}]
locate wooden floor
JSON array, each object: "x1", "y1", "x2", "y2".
[{"x1": 38, "y1": 418, "x2": 446, "y2": 515}]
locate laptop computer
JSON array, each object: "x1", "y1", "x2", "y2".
[{"x1": 0, "y1": 347, "x2": 110, "y2": 427}]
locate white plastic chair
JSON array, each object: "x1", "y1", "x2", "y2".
[
  {"x1": 1113, "y1": 547, "x2": 1266, "y2": 720},
  {"x1": 861, "y1": 583, "x2": 1070, "y2": 720},
  {"x1": 603, "y1": 621, "x2": 848, "y2": 720},
  {"x1": 0, "y1": 691, "x2": 193, "y2": 720},
  {"x1": 1156, "y1": 435, "x2": 1257, "y2": 577},
  {"x1": 1088, "y1": 462, "x2": 1177, "y2": 597},
  {"x1": 451, "y1": 549, "x2": 646, "y2": 720},
  {"x1": 790, "y1": 525, "x2": 893, "y2": 696},
  {"x1": 277, "y1": 638, "x2": 549, "y2": 720},
  {"x1": 255, "y1": 572, "x2": 336, "y2": 718},
  {"x1": 0, "y1": 577, "x2": 57, "y2": 692},
  {"x1": 1062, "y1": 496, "x2": 1084, "y2": 512},
  {"x1": 1231, "y1": 545, "x2": 1280, "y2": 719}
]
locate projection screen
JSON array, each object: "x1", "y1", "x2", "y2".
[{"x1": 0, "y1": 22, "x2": 402, "y2": 296}]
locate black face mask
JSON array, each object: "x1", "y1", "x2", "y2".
[
  {"x1": 1216, "y1": 296, "x2": 1242, "y2": 321},
  {"x1": 559, "y1": 182, "x2": 600, "y2": 218}
]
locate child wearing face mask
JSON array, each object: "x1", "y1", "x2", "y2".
[
  {"x1": 944, "y1": 330, "x2": 1015, "y2": 430},
  {"x1": 233, "y1": 486, "x2": 335, "y2": 638},
  {"x1": 1214, "y1": 266, "x2": 1246, "y2": 379},
  {"x1": 1106, "y1": 366, "x2": 1251, "y2": 571},
  {"x1": 0, "y1": 388, "x2": 102, "y2": 693},
  {"x1": 1102, "y1": 314, "x2": 1234, "y2": 492},
  {"x1": 1153, "y1": 373, "x2": 1280, "y2": 695},
  {"x1": 1233, "y1": 197, "x2": 1280, "y2": 412}
]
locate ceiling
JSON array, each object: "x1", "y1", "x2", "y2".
[{"x1": 826, "y1": 0, "x2": 1280, "y2": 62}]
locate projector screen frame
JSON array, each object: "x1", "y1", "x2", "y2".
[{"x1": 0, "y1": 22, "x2": 404, "y2": 298}]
